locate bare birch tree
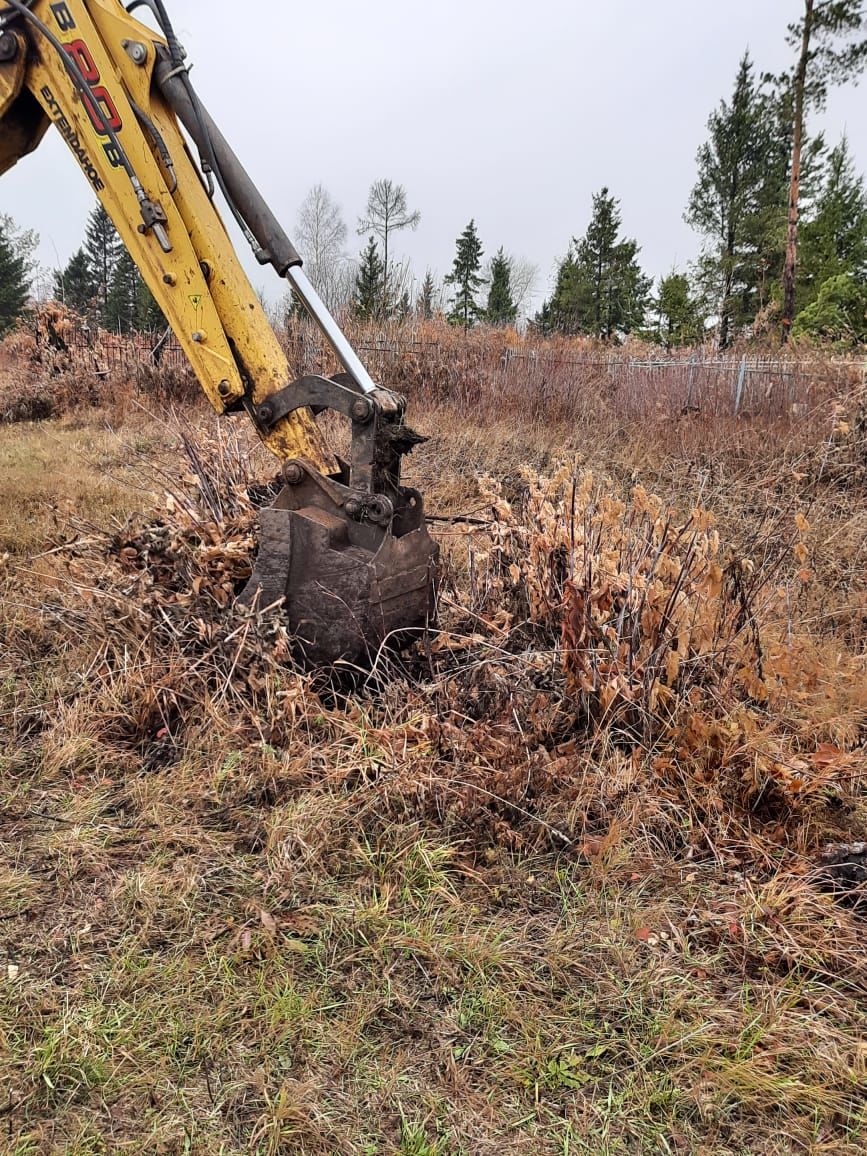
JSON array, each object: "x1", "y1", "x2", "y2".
[
  {"x1": 294, "y1": 184, "x2": 350, "y2": 312},
  {"x1": 357, "y1": 179, "x2": 420, "y2": 318}
]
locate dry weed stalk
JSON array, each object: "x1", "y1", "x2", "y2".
[
  {"x1": 2, "y1": 405, "x2": 866, "y2": 1154},
  {"x1": 5, "y1": 422, "x2": 859, "y2": 871}
]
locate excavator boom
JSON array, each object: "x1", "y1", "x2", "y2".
[{"x1": 0, "y1": 0, "x2": 438, "y2": 664}]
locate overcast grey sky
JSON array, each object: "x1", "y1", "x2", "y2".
[{"x1": 3, "y1": 0, "x2": 864, "y2": 310}]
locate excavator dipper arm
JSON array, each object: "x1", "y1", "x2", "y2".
[{"x1": 0, "y1": 0, "x2": 438, "y2": 664}]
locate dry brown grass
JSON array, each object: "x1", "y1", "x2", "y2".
[{"x1": 1, "y1": 333, "x2": 866, "y2": 1154}]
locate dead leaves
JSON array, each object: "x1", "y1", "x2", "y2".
[
  {"x1": 452, "y1": 460, "x2": 864, "y2": 854},
  {"x1": 484, "y1": 467, "x2": 768, "y2": 732}
]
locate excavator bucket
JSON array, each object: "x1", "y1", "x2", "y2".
[{"x1": 240, "y1": 375, "x2": 439, "y2": 666}]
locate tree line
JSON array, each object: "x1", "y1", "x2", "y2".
[
  {"x1": 1, "y1": 0, "x2": 864, "y2": 348},
  {"x1": 293, "y1": 179, "x2": 535, "y2": 331},
  {"x1": 54, "y1": 205, "x2": 163, "y2": 333},
  {"x1": 293, "y1": 1, "x2": 867, "y2": 347},
  {"x1": 0, "y1": 203, "x2": 164, "y2": 337},
  {"x1": 534, "y1": 1, "x2": 867, "y2": 347}
]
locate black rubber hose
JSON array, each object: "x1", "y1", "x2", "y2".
[
  {"x1": 146, "y1": 0, "x2": 267, "y2": 254},
  {"x1": 2, "y1": 0, "x2": 138, "y2": 184}
]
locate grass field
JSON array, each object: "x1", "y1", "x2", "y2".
[{"x1": 1, "y1": 337, "x2": 866, "y2": 1154}]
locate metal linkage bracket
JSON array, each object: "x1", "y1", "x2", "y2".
[
  {"x1": 256, "y1": 373, "x2": 385, "y2": 428},
  {"x1": 253, "y1": 374, "x2": 417, "y2": 507}
]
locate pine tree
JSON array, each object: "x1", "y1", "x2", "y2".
[
  {"x1": 84, "y1": 204, "x2": 121, "y2": 326},
  {"x1": 780, "y1": 0, "x2": 867, "y2": 340},
  {"x1": 792, "y1": 272, "x2": 867, "y2": 346},
  {"x1": 686, "y1": 53, "x2": 775, "y2": 348},
  {"x1": 106, "y1": 250, "x2": 141, "y2": 334},
  {"x1": 746, "y1": 78, "x2": 808, "y2": 316},
  {"x1": 485, "y1": 248, "x2": 518, "y2": 326},
  {"x1": 104, "y1": 250, "x2": 161, "y2": 334},
  {"x1": 548, "y1": 189, "x2": 650, "y2": 338},
  {"x1": 354, "y1": 237, "x2": 385, "y2": 320},
  {"x1": 445, "y1": 220, "x2": 485, "y2": 331},
  {"x1": 54, "y1": 248, "x2": 95, "y2": 312},
  {"x1": 0, "y1": 217, "x2": 30, "y2": 336},
  {"x1": 417, "y1": 270, "x2": 437, "y2": 319},
  {"x1": 797, "y1": 135, "x2": 867, "y2": 308},
  {"x1": 654, "y1": 271, "x2": 704, "y2": 348}
]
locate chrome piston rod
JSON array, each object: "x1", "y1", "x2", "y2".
[
  {"x1": 155, "y1": 52, "x2": 377, "y2": 396},
  {"x1": 283, "y1": 266, "x2": 377, "y2": 395}
]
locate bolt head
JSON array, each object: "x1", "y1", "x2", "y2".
[
  {"x1": 284, "y1": 462, "x2": 304, "y2": 485},
  {"x1": 0, "y1": 32, "x2": 18, "y2": 62},
  {"x1": 258, "y1": 403, "x2": 274, "y2": 424},
  {"x1": 351, "y1": 398, "x2": 372, "y2": 423},
  {"x1": 369, "y1": 496, "x2": 394, "y2": 524},
  {"x1": 217, "y1": 380, "x2": 231, "y2": 397}
]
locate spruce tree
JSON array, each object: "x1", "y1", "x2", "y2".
[
  {"x1": 54, "y1": 248, "x2": 95, "y2": 312},
  {"x1": 0, "y1": 217, "x2": 29, "y2": 336},
  {"x1": 548, "y1": 189, "x2": 650, "y2": 338},
  {"x1": 84, "y1": 204, "x2": 121, "y2": 326},
  {"x1": 445, "y1": 220, "x2": 485, "y2": 331},
  {"x1": 104, "y1": 250, "x2": 161, "y2": 333},
  {"x1": 106, "y1": 250, "x2": 141, "y2": 334},
  {"x1": 138, "y1": 280, "x2": 164, "y2": 332},
  {"x1": 532, "y1": 299, "x2": 555, "y2": 335},
  {"x1": 0, "y1": 213, "x2": 40, "y2": 286},
  {"x1": 655, "y1": 272, "x2": 704, "y2": 348},
  {"x1": 798, "y1": 135, "x2": 867, "y2": 308},
  {"x1": 354, "y1": 237, "x2": 385, "y2": 320},
  {"x1": 485, "y1": 248, "x2": 518, "y2": 326},
  {"x1": 417, "y1": 270, "x2": 436, "y2": 319},
  {"x1": 397, "y1": 289, "x2": 412, "y2": 321},
  {"x1": 780, "y1": 0, "x2": 867, "y2": 340},
  {"x1": 545, "y1": 252, "x2": 579, "y2": 334},
  {"x1": 792, "y1": 272, "x2": 867, "y2": 346},
  {"x1": 686, "y1": 53, "x2": 773, "y2": 347}
]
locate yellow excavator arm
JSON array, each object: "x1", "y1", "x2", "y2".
[{"x1": 0, "y1": 0, "x2": 438, "y2": 664}]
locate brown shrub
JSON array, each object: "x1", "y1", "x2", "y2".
[
  {"x1": 4, "y1": 421, "x2": 862, "y2": 870},
  {"x1": 0, "y1": 304, "x2": 197, "y2": 423}
]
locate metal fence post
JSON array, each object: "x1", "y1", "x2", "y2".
[
  {"x1": 734, "y1": 355, "x2": 747, "y2": 417},
  {"x1": 685, "y1": 353, "x2": 698, "y2": 411}
]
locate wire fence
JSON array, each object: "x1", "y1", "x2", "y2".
[
  {"x1": 56, "y1": 322, "x2": 862, "y2": 422},
  {"x1": 328, "y1": 334, "x2": 859, "y2": 421},
  {"x1": 59, "y1": 324, "x2": 189, "y2": 374}
]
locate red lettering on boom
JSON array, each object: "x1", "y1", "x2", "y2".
[
  {"x1": 64, "y1": 40, "x2": 99, "y2": 84},
  {"x1": 62, "y1": 40, "x2": 124, "y2": 141}
]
